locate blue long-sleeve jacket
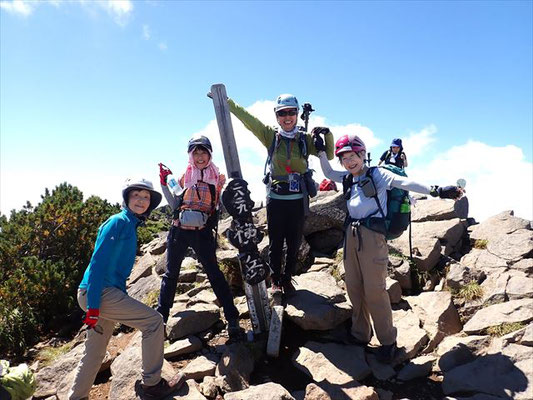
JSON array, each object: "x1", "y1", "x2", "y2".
[{"x1": 79, "y1": 208, "x2": 140, "y2": 309}]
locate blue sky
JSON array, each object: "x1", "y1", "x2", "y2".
[{"x1": 1, "y1": 0, "x2": 532, "y2": 221}]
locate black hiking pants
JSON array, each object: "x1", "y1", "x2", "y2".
[
  {"x1": 266, "y1": 197, "x2": 305, "y2": 285},
  {"x1": 157, "y1": 225, "x2": 239, "y2": 323}
]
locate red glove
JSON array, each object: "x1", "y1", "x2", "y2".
[
  {"x1": 159, "y1": 163, "x2": 172, "y2": 186},
  {"x1": 83, "y1": 308, "x2": 99, "y2": 329}
]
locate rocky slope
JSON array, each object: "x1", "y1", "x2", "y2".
[{"x1": 31, "y1": 192, "x2": 533, "y2": 400}]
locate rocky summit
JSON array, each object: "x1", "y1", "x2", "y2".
[{"x1": 31, "y1": 192, "x2": 532, "y2": 400}]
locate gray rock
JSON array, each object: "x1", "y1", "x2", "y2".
[
  {"x1": 391, "y1": 309, "x2": 429, "y2": 363},
  {"x1": 174, "y1": 379, "x2": 208, "y2": 399},
  {"x1": 469, "y1": 210, "x2": 531, "y2": 241},
  {"x1": 182, "y1": 355, "x2": 217, "y2": 381},
  {"x1": 436, "y1": 334, "x2": 491, "y2": 372},
  {"x1": 127, "y1": 273, "x2": 161, "y2": 303},
  {"x1": 188, "y1": 289, "x2": 220, "y2": 307},
  {"x1": 292, "y1": 341, "x2": 371, "y2": 384},
  {"x1": 34, "y1": 343, "x2": 84, "y2": 398},
  {"x1": 129, "y1": 253, "x2": 156, "y2": 285},
  {"x1": 390, "y1": 259, "x2": 412, "y2": 290},
  {"x1": 486, "y1": 229, "x2": 533, "y2": 262},
  {"x1": 285, "y1": 271, "x2": 352, "y2": 331},
  {"x1": 390, "y1": 219, "x2": 466, "y2": 271},
  {"x1": 460, "y1": 248, "x2": 508, "y2": 272},
  {"x1": 215, "y1": 343, "x2": 254, "y2": 392},
  {"x1": 506, "y1": 272, "x2": 533, "y2": 300},
  {"x1": 179, "y1": 268, "x2": 198, "y2": 283},
  {"x1": 386, "y1": 277, "x2": 402, "y2": 304},
  {"x1": 405, "y1": 291, "x2": 462, "y2": 352},
  {"x1": 522, "y1": 323, "x2": 533, "y2": 346},
  {"x1": 140, "y1": 232, "x2": 167, "y2": 255},
  {"x1": 306, "y1": 228, "x2": 344, "y2": 254},
  {"x1": 154, "y1": 251, "x2": 168, "y2": 275},
  {"x1": 463, "y1": 298, "x2": 533, "y2": 334},
  {"x1": 411, "y1": 198, "x2": 458, "y2": 222},
  {"x1": 224, "y1": 382, "x2": 295, "y2": 400},
  {"x1": 397, "y1": 355, "x2": 436, "y2": 381},
  {"x1": 510, "y1": 258, "x2": 533, "y2": 275},
  {"x1": 303, "y1": 191, "x2": 346, "y2": 236},
  {"x1": 167, "y1": 303, "x2": 221, "y2": 340},
  {"x1": 442, "y1": 341, "x2": 533, "y2": 399},
  {"x1": 108, "y1": 332, "x2": 177, "y2": 400},
  {"x1": 199, "y1": 376, "x2": 219, "y2": 398},
  {"x1": 445, "y1": 261, "x2": 477, "y2": 290},
  {"x1": 366, "y1": 353, "x2": 396, "y2": 381},
  {"x1": 164, "y1": 336, "x2": 203, "y2": 359},
  {"x1": 303, "y1": 381, "x2": 378, "y2": 400}
]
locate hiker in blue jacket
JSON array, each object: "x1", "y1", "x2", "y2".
[
  {"x1": 378, "y1": 138, "x2": 408, "y2": 169},
  {"x1": 69, "y1": 178, "x2": 184, "y2": 400},
  {"x1": 314, "y1": 133, "x2": 462, "y2": 363}
]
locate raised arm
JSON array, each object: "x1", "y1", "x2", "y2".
[{"x1": 318, "y1": 151, "x2": 346, "y2": 183}]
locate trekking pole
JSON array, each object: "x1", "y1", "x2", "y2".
[
  {"x1": 300, "y1": 103, "x2": 315, "y2": 133},
  {"x1": 367, "y1": 152, "x2": 372, "y2": 166}
]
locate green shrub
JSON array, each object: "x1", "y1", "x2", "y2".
[
  {"x1": 457, "y1": 282, "x2": 484, "y2": 301},
  {"x1": 473, "y1": 239, "x2": 488, "y2": 249},
  {"x1": 486, "y1": 322, "x2": 525, "y2": 337},
  {"x1": 0, "y1": 183, "x2": 119, "y2": 357}
]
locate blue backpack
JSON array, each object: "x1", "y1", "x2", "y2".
[{"x1": 342, "y1": 165, "x2": 411, "y2": 240}]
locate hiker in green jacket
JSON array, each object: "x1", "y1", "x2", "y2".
[{"x1": 228, "y1": 94, "x2": 335, "y2": 296}]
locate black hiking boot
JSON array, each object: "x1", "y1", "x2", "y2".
[
  {"x1": 141, "y1": 372, "x2": 185, "y2": 400},
  {"x1": 227, "y1": 319, "x2": 245, "y2": 342},
  {"x1": 281, "y1": 278, "x2": 297, "y2": 297},
  {"x1": 375, "y1": 342, "x2": 397, "y2": 364}
]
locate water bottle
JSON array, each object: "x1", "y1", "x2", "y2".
[
  {"x1": 400, "y1": 197, "x2": 410, "y2": 214},
  {"x1": 167, "y1": 174, "x2": 183, "y2": 197}
]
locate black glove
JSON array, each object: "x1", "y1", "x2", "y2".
[
  {"x1": 430, "y1": 185, "x2": 462, "y2": 199},
  {"x1": 313, "y1": 134, "x2": 326, "y2": 152},
  {"x1": 311, "y1": 126, "x2": 330, "y2": 136}
]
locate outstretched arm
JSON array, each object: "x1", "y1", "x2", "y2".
[{"x1": 318, "y1": 152, "x2": 346, "y2": 183}]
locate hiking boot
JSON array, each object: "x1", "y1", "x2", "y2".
[
  {"x1": 375, "y1": 342, "x2": 397, "y2": 364},
  {"x1": 227, "y1": 319, "x2": 245, "y2": 342},
  {"x1": 141, "y1": 372, "x2": 185, "y2": 400}
]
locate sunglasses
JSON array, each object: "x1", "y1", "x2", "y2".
[{"x1": 276, "y1": 110, "x2": 298, "y2": 117}]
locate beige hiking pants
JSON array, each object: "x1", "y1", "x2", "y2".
[
  {"x1": 68, "y1": 287, "x2": 164, "y2": 400},
  {"x1": 344, "y1": 224, "x2": 397, "y2": 345}
]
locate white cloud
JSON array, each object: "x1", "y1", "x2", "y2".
[
  {"x1": 96, "y1": 0, "x2": 133, "y2": 27},
  {"x1": 158, "y1": 42, "x2": 167, "y2": 51},
  {"x1": 142, "y1": 24, "x2": 150, "y2": 40},
  {"x1": 407, "y1": 140, "x2": 533, "y2": 222},
  {"x1": 0, "y1": 0, "x2": 34, "y2": 16},
  {"x1": 403, "y1": 124, "x2": 437, "y2": 157},
  {"x1": 1, "y1": 0, "x2": 134, "y2": 25}
]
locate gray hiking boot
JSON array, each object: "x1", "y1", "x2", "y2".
[{"x1": 141, "y1": 372, "x2": 185, "y2": 400}]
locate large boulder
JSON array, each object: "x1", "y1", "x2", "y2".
[
  {"x1": 305, "y1": 228, "x2": 344, "y2": 255},
  {"x1": 167, "y1": 303, "x2": 221, "y2": 340},
  {"x1": 411, "y1": 198, "x2": 458, "y2": 222},
  {"x1": 435, "y1": 334, "x2": 491, "y2": 372},
  {"x1": 389, "y1": 219, "x2": 466, "y2": 271},
  {"x1": 108, "y1": 332, "x2": 177, "y2": 400},
  {"x1": 460, "y1": 248, "x2": 508, "y2": 273},
  {"x1": 442, "y1": 340, "x2": 533, "y2": 399},
  {"x1": 303, "y1": 191, "x2": 346, "y2": 236},
  {"x1": 468, "y1": 211, "x2": 531, "y2": 241},
  {"x1": 285, "y1": 271, "x2": 352, "y2": 330},
  {"x1": 215, "y1": 343, "x2": 255, "y2": 392},
  {"x1": 463, "y1": 298, "x2": 533, "y2": 334},
  {"x1": 485, "y1": 229, "x2": 533, "y2": 262},
  {"x1": 292, "y1": 341, "x2": 371, "y2": 384},
  {"x1": 405, "y1": 291, "x2": 462, "y2": 352},
  {"x1": 389, "y1": 309, "x2": 429, "y2": 363}
]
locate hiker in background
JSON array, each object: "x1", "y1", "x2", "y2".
[
  {"x1": 156, "y1": 135, "x2": 243, "y2": 340},
  {"x1": 378, "y1": 138, "x2": 408, "y2": 169},
  {"x1": 227, "y1": 94, "x2": 335, "y2": 296},
  {"x1": 314, "y1": 133, "x2": 463, "y2": 363},
  {"x1": 69, "y1": 178, "x2": 185, "y2": 400}
]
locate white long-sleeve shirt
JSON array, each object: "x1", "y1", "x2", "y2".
[{"x1": 318, "y1": 152, "x2": 431, "y2": 220}]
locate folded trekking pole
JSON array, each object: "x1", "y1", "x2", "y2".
[{"x1": 300, "y1": 102, "x2": 315, "y2": 132}]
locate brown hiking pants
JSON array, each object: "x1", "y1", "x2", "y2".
[
  {"x1": 68, "y1": 287, "x2": 165, "y2": 399},
  {"x1": 344, "y1": 223, "x2": 397, "y2": 345}
]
